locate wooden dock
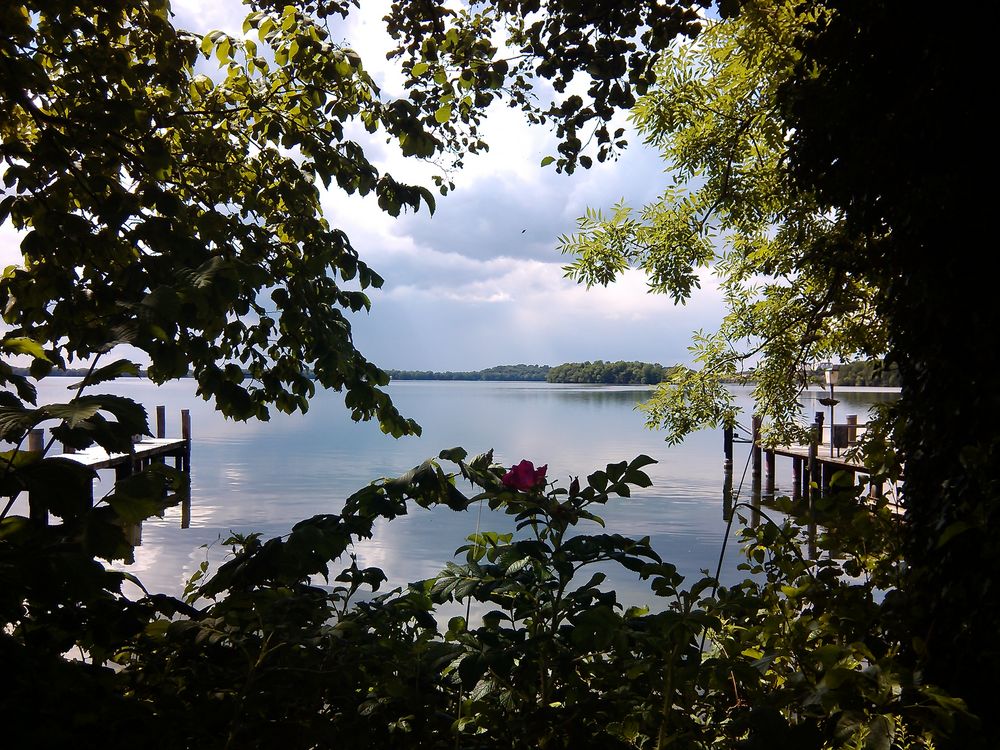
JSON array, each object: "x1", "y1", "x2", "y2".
[
  {"x1": 49, "y1": 437, "x2": 189, "y2": 471},
  {"x1": 723, "y1": 411, "x2": 900, "y2": 512},
  {"x1": 26, "y1": 405, "x2": 193, "y2": 534}
]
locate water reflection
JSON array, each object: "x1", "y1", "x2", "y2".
[{"x1": 29, "y1": 379, "x2": 898, "y2": 609}]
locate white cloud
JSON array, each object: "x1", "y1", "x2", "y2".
[{"x1": 0, "y1": 221, "x2": 23, "y2": 269}]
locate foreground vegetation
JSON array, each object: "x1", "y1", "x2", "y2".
[{"x1": 1, "y1": 445, "x2": 952, "y2": 749}]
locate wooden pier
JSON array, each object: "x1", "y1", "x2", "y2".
[
  {"x1": 723, "y1": 411, "x2": 900, "y2": 512},
  {"x1": 26, "y1": 406, "x2": 192, "y2": 535}
]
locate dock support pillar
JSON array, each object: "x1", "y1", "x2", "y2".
[
  {"x1": 751, "y1": 416, "x2": 762, "y2": 492},
  {"x1": 792, "y1": 457, "x2": 802, "y2": 501},
  {"x1": 27, "y1": 429, "x2": 48, "y2": 524},
  {"x1": 156, "y1": 405, "x2": 166, "y2": 439},
  {"x1": 722, "y1": 425, "x2": 733, "y2": 519},
  {"x1": 180, "y1": 409, "x2": 192, "y2": 528},
  {"x1": 180, "y1": 409, "x2": 191, "y2": 472},
  {"x1": 764, "y1": 449, "x2": 775, "y2": 499},
  {"x1": 750, "y1": 415, "x2": 762, "y2": 525}
]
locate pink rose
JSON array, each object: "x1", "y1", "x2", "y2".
[{"x1": 501, "y1": 460, "x2": 548, "y2": 491}]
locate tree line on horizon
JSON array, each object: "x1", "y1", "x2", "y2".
[{"x1": 387, "y1": 360, "x2": 900, "y2": 387}]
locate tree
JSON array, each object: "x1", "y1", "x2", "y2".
[
  {"x1": 0, "y1": 3, "x2": 711, "y2": 744},
  {"x1": 780, "y1": 2, "x2": 997, "y2": 742},
  {"x1": 560, "y1": 1, "x2": 994, "y2": 743},
  {"x1": 0, "y1": 0, "x2": 439, "y2": 432},
  {"x1": 559, "y1": 1, "x2": 886, "y2": 445}
]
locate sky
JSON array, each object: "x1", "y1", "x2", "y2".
[{"x1": 0, "y1": 0, "x2": 725, "y2": 372}]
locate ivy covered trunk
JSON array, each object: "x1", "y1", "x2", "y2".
[{"x1": 783, "y1": 2, "x2": 997, "y2": 743}]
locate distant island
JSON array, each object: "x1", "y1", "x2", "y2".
[{"x1": 546, "y1": 360, "x2": 677, "y2": 385}]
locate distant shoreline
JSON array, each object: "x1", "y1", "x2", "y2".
[{"x1": 17, "y1": 359, "x2": 902, "y2": 389}]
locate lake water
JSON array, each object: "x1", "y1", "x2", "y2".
[{"x1": 22, "y1": 379, "x2": 898, "y2": 608}]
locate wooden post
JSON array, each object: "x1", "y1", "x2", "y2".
[
  {"x1": 808, "y1": 421, "x2": 820, "y2": 505},
  {"x1": 180, "y1": 409, "x2": 191, "y2": 473},
  {"x1": 792, "y1": 457, "x2": 802, "y2": 500},
  {"x1": 764, "y1": 449, "x2": 775, "y2": 499},
  {"x1": 751, "y1": 416, "x2": 762, "y2": 494},
  {"x1": 722, "y1": 468, "x2": 733, "y2": 521},
  {"x1": 156, "y1": 405, "x2": 166, "y2": 439},
  {"x1": 846, "y1": 414, "x2": 858, "y2": 445},
  {"x1": 27, "y1": 429, "x2": 47, "y2": 524},
  {"x1": 180, "y1": 408, "x2": 192, "y2": 528},
  {"x1": 750, "y1": 415, "x2": 762, "y2": 524},
  {"x1": 722, "y1": 425, "x2": 734, "y2": 519}
]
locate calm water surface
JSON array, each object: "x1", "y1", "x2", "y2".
[{"x1": 26, "y1": 379, "x2": 898, "y2": 608}]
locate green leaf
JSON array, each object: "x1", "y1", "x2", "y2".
[
  {"x1": 0, "y1": 405, "x2": 40, "y2": 439},
  {"x1": 540, "y1": 155, "x2": 555, "y2": 167},
  {"x1": 43, "y1": 401, "x2": 104, "y2": 429},
  {"x1": 1, "y1": 336, "x2": 50, "y2": 361},
  {"x1": 434, "y1": 104, "x2": 452, "y2": 123},
  {"x1": 68, "y1": 359, "x2": 140, "y2": 390}
]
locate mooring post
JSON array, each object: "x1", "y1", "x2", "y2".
[
  {"x1": 180, "y1": 408, "x2": 192, "y2": 528},
  {"x1": 722, "y1": 424, "x2": 734, "y2": 519},
  {"x1": 750, "y1": 415, "x2": 762, "y2": 524},
  {"x1": 751, "y1": 415, "x2": 762, "y2": 492},
  {"x1": 181, "y1": 409, "x2": 191, "y2": 473},
  {"x1": 792, "y1": 457, "x2": 802, "y2": 501},
  {"x1": 722, "y1": 469, "x2": 733, "y2": 522},
  {"x1": 27, "y1": 429, "x2": 48, "y2": 524},
  {"x1": 150, "y1": 405, "x2": 167, "y2": 465}
]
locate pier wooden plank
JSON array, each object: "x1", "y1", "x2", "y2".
[
  {"x1": 767, "y1": 442, "x2": 864, "y2": 472},
  {"x1": 48, "y1": 438, "x2": 188, "y2": 470}
]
